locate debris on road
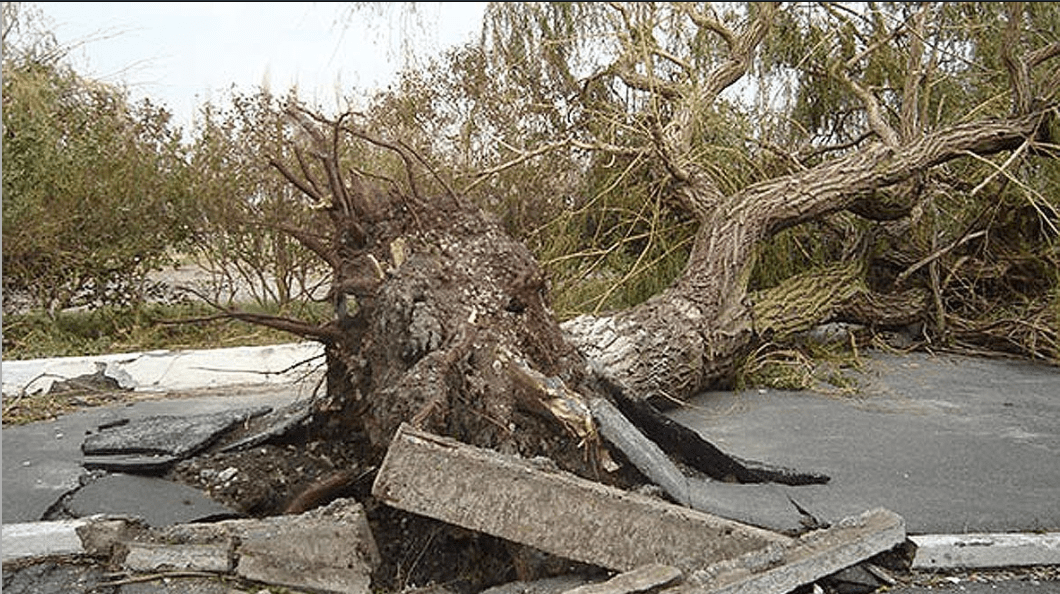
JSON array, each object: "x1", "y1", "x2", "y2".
[
  {"x1": 590, "y1": 396, "x2": 834, "y2": 534},
  {"x1": 564, "y1": 564, "x2": 684, "y2": 594},
  {"x1": 67, "y1": 497, "x2": 379, "y2": 594},
  {"x1": 81, "y1": 406, "x2": 273, "y2": 472},
  {"x1": 372, "y1": 422, "x2": 907, "y2": 593},
  {"x1": 372, "y1": 423, "x2": 791, "y2": 573},
  {"x1": 662, "y1": 508, "x2": 904, "y2": 594}
]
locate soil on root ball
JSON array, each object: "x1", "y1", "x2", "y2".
[{"x1": 166, "y1": 432, "x2": 604, "y2": 594}]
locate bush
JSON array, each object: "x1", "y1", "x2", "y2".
[{"x1": 2, "y1": 37, "x2": 194, "y2": 314}]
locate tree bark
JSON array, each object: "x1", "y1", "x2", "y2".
[
  {"x1": 261, "y1": 108, "x2": 849, "y2": 490},
  {"x1": 563, "y1": 112, "x2": 1050, "y2": 403},
  {"x1": 253, "y1": 101, "x2": 1051, "y2": 499}
]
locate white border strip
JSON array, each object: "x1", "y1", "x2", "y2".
[
  {"x1": 2, "y1": 520, "x2": 88, "y2": 562},
  {"x1": 911, "y1": 533, "x2": 1060, "y2": 569}
]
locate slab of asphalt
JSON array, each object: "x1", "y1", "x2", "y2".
[{"x1": 2, "y1": 384, "x2": 318, "y2": 525}]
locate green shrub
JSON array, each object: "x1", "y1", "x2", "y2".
[{"x1": 2, "y1": 53, "x2": 194, "y2": 313}]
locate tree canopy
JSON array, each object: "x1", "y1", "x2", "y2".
[{"x1": 365, "y1": 2, "x2": 1059, "y2": 372}]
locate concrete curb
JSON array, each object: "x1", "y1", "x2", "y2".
[
  {"x1": 5, "y1": 517, "x2": 1058, "y2": 571},
  {"x1": 910, "y1": 533, "x2": 1060, "y2": 569},
  {"x1": 2, "y1": 519, "x2": 90, "y2": 563},
  {"x1": 1, "y1": 342, "x2": 324, "y2": 396}
]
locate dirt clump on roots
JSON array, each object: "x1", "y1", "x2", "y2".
[{"x1": 165, "y1": 419, "x2": 606, "y2": 594}]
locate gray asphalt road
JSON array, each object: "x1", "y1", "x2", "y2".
[
  {"x1": 667, "y1": 351, "x2": 1060, "y2": 535},
  {"x1": 4, "y1": 348, "x2": 1059, "y2": 594}
]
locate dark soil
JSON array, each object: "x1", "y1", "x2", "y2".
[{"x1": 164, "y1": 421, "x2": 602, "y2": 594}]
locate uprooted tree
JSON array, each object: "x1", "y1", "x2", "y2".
[{"x1": 224, "y1": 3, "x2": 1058, "y2": 494}]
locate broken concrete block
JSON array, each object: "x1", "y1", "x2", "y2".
[
  {"x1": 75, "y1": 516, "x2": 146, "y2": 557},
  {"x1": 564, "y1": 564, "x2": 683, "y2": 594},
  {"x1": 664, "y1": 508, "x2": 905, "y2": 594},
  {"x1": 480, "y1": 574, "x2": 594, "y2": 594},
  {"x1": 232, "y1": 498, "x2": 379, "y2": 594},
  {"x1": 122, "y1": 541, "x2": 232, "y2": 573},
  {"x1": 96, "y1": 498, "x2": 378, "y2": 594},
  {"x1": 373, "y1": 424, "x2": 791, "y2": 573}
]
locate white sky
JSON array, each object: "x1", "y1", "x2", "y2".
[{"x1": 33, "y1": 2, "x2": 487, "y2": 132}]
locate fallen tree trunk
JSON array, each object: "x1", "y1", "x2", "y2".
[
  {"x1": 562, "y1": 113, "x2": 1052, "y2": 405},
  {"x1": 245, "y1": 106, "x2": 1051, "y2": 490},
  {"x1": 243, "y1": 108, "x2": 836, "y2": 490}
]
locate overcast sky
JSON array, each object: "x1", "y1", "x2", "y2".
[{"x1": 34, "y1": 2, "x2": 487, "y2": 131}]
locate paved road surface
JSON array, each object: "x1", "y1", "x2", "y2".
[{"x1": 667, "y1": 350, "x2": 1060, "y2": 535}]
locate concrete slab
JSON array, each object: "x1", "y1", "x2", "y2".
[
  {"x1": 61, "y1": 473, "x2": 242, "y2": 526},
  {"x1": 145, "y1": 497, "x2": 379, "y2": 594},
  {"x1": 667, "y1": 351, "x2": 1060, "y2": 534},
  {"x1": 373, "y1": 423, "x2": 791, "y2": 574},
  {"x1": 480, "y1": 575, "x2": 594, "y2": 594},
  {"x1": 664, "y1": 508, "x2": 905, "y2": 594},
  {"x1": 564, "y1": 564, "x2": 683, "y2": 594},
  {"x1": 910, "y1": 533, "x2": 1060, "y2": 569},
  {"x1": 4, "y1": 500, "x2": 378, "y2": 593},
  {"x1": 122, "y1": 541, "x2": 232, "y2": 573},
  {"x1": 232, "y1": 505, "x2": 380, "y2": 594}
]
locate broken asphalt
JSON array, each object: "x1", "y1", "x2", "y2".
[{"x1": 3, "y1": 343, "x2": 1059, "y2": 590}]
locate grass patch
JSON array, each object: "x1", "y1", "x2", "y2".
[
  {"x1": 2, "y1": 300, "x2": 331, "y2": 361},
  {"x1": 2, "y1": 387, "x2": 135, "y2": 425},
  {"x1": 735, "y1": 339, "x2": 866, "y2": 396}
]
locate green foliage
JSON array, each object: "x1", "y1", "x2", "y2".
[
  {"x1": 1, "y1": 300, "x2": 331, "y2": 361},
  {"x1": 2, "y1": 24, "x2": 194, "y2": 313},
  {"x1": 186, "y1": 90, "x2": 328, "y2": 308},
  {"x1": 532, "y1": 154, "x2": 696, "y2": 318}
]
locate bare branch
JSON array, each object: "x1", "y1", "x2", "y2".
[
  {"x1": 830, "y1": 67, "x2": 900, "y2": 146},
  {"x1": 397, "y1": 137, "x2": 462, "y2": 207},
  {"x1": 611, "y1": 60, "x2": 684, "y2": 100},
  {"x1": 270, "y1": 156, "x2": 325, "y2": 206},
  {"x1": 168, "y1": 285, "x2": 343, "y2": 344},
  {"x1": 268, "y1": 221, "x2": 340, "y2": 270},
  {"x1": 1002, "y1": 3, "x2": 1032, "y2": 114},
  {"x1": 899, "y1": 4, "x2": 929, "y2": 141},
  {"x1": 466, "y1": 137, "x2": 573, "y2": 191}
]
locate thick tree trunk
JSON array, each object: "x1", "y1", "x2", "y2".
[
  {"x1": 255, "y1": 107, "x2": 1049, "y2": 496},
  {"x1": 563, "y1": 113, "x2": 1048, "y2": 403},
  {"x1": 261, "y1": 110, "x2": 842, "y2": 490}
]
